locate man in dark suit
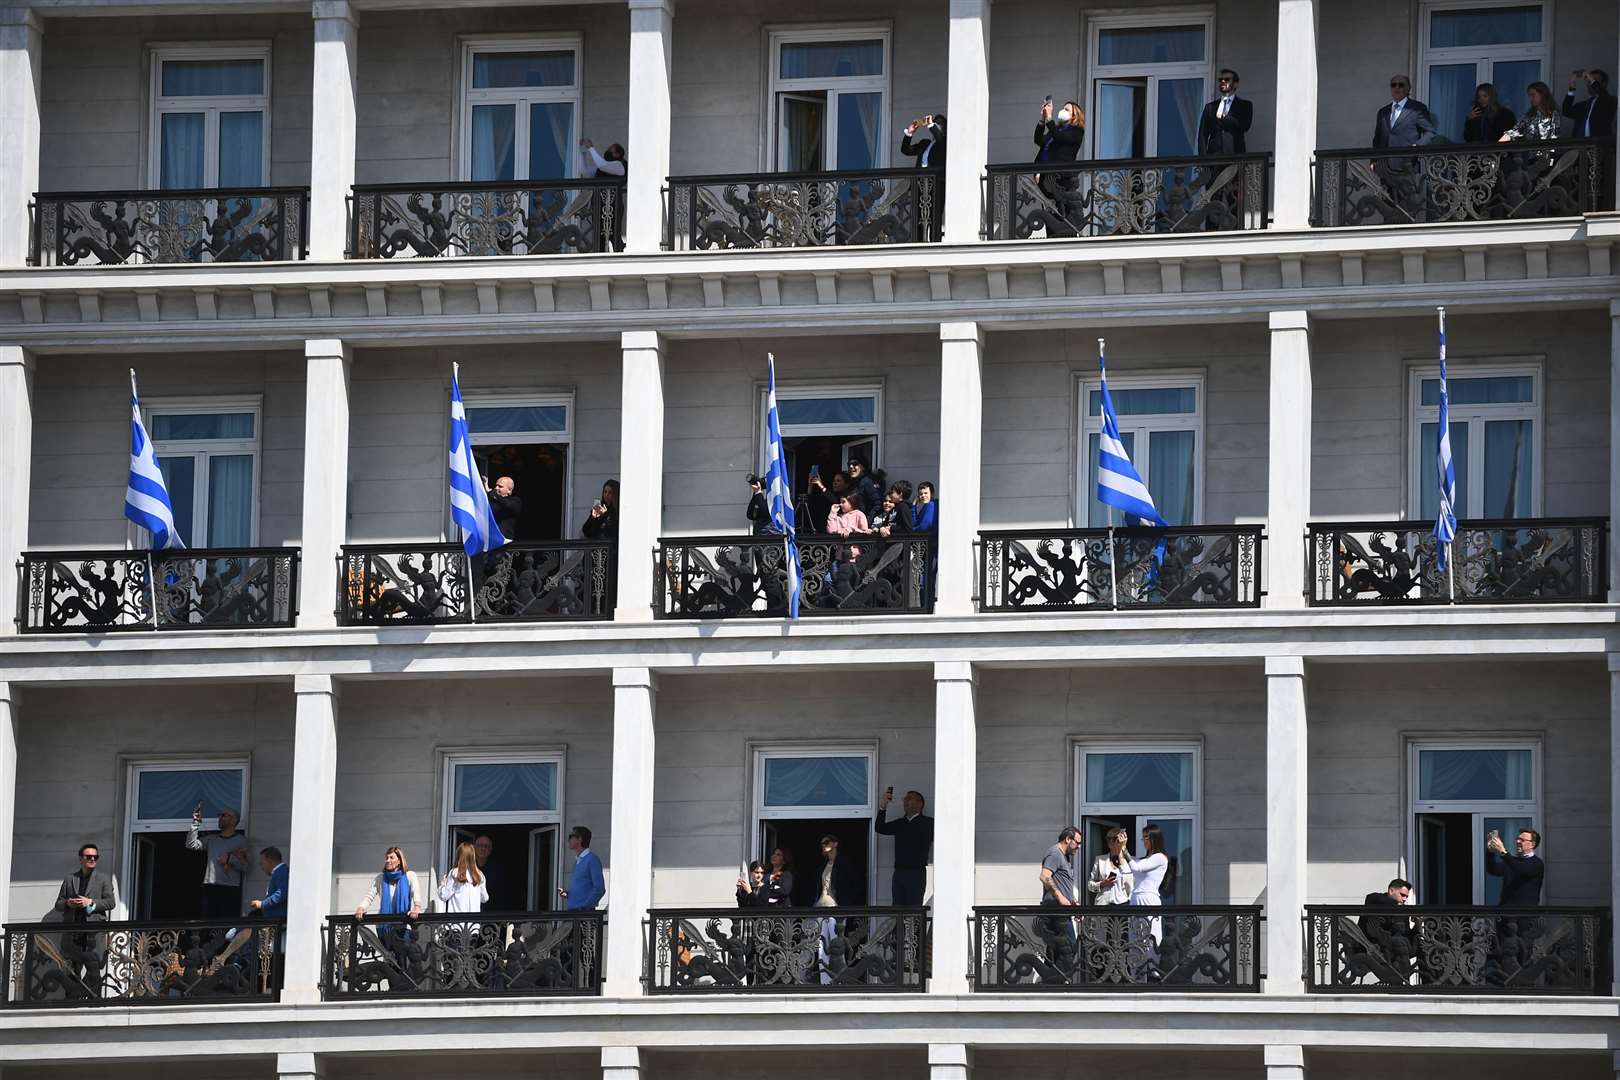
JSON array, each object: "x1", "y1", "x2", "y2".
[
  {"x1": 1485, "y1": 828, "x2": 1545, "y2": 905},
  {"x1": 53, "y1": 843, "x2": 119, "y2": 994},
  {"x1": 1197, "y1": 69, "x2": 1253, "y2": 155},
  {"x1": 1355, "y1": 878, "x2": 1415, "y2": 985},
  {"x1": 1372, "y1": 75, "x2": 1438, "y2": 148},
  {"x1": 1563, "y1": 70, "x2": 1616, "y2": 139},
  {"x1": 815, "y1": 834, "x2": 860, "y2": 906},
  {"x1": 874, "y1": 786, "x2": 934, "y2": 906},
  {"x1": 486, "y1": 476, "x2": 522, "y2": 542},
  {"x1": 899, "y1": 114, "x2": 946, "y2": 170}
]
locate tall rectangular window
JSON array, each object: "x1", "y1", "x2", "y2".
[
  {"x1": 768, "y1": 28, "x2": 890, "y2": 172},
  {"x1": 460, "y1": 37, "x2": 582, "y2": 182},
  {"x1": 125, "y1": 759, "x2": 250, "y2": 919},
  {"x1": 1409, "y1": 363, "x2": 1540, "y2": 520},
  {"x1": 462, "y1": 392, "x2": 575, "y2": 541},
  {"x1": 751, "y1": 746, "x2": 876, "y2": 906},
  {"x1": 763, "y1": 384, "x2": 883, "y2": 512},
  {"x1": 1420, "y1": 1, "x2": 1547, "y2": 142},
  {"x1": 1086, "y1": 12, "x2": 1213, "y2": 158},
  {"x1": 149, "y1": 47, "x2": 271, "y2": 189},
  {"x1": 1075, "y1": 743, "x2": 1200, "y2": 904},
  {"x1": 1409, "y1": 740, "x2": 1540, "y2": 904},
  {"x1": 441, "y1": 751, "x2": 565, "y2": 912},
  {"x1": 1079, "y1": 375, "x2": 1203, "y2": 526},
  {"x1": 146, "y1": 399, "x2": 262, "y2": 548}
]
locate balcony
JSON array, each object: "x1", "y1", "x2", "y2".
[
  {"x1": 322, "y1": 911, "x2": 603, "y2": 999},
  {"x1": 978, "y1": 526, "x2": 1263, "y2": 612},
  {"x1": 19, "y1": 548, "x2": 300, "y2": 634},
  {"x1": 655, "y1": 534, "x2": 933, "y2": 619},
  {"x1": 1305, "y1": 906, "x2": 1610, "y2": 995},
  {"x1": 338, "y1": 541, "x2": 613, "y2": 626},
  {"x1": 1306, "y1": 518, "x2": 1606, "y2": 606},
  {"x1": 665, "y1": 168, "x2": 942, "y2": 251},
  {"x1": 29, "y1": 188, "x2": 310, "y2": 266},
  {"x1": 983, "y1": 153, "x2": 1271, "y2": 241},
  {"x1": 1, "y1": 918, "x2": 283, "y2": 1006},
  {"x1": 644, "y1": 907, "x2": 928, "y2": 993},
  {"x1": 1312, "y1": 139, "x2": 1614, "y2": 228},
  {"x1": 349, "y1": 179, "x2": 625, "y2": 259},
  {"x1": 969, "y1": 906, "x2": 1262, "y2": 992}
]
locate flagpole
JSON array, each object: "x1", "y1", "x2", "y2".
[{"x1": 452, "y1": 361, "x2": 479, "y2": 617}]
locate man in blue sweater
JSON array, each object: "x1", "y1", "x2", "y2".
[
  {"x1": 249, "y1": 847, "x2": 288, "y2": 920},
  {"x1": 558, "y1": 826, "x2": 605, "y2": 910}
]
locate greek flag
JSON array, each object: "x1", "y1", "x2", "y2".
[
  {"x1": 765, "y1": 354, "x2": 801, "y2": 618},
  {"x1": 448, "y1": 363, "x2": 507, "y2": 557},
  {"x1": 125, "y1": 370, "x2": 184, "y2": 550},
  {"x1": 1095, "y1": 341, "x2": 1168, "y2": 530},
  {"x1": 1433, "y1": 307, "x2": 1458, "y2": 571}
]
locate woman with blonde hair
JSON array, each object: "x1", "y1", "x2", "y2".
[
  {"x1": 1086, "y1": 827, "x2": 1133, "y2": 906},
  {"x1": 356, "y1": 846, "x2": 422, "y2": 920},
  {"x1": 438, "y1": 841, "x2": 489, "y2": 913}
]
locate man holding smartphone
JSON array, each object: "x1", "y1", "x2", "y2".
[
  {"x1": 874, "y1": 785, "x2": 934, "y2": 906},
  {"x1": 1485, "y1": 828, "x2": 1544, "y2": 906}
]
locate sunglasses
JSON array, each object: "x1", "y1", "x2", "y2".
[{"x1": 80, "y1": 854, "x2": 99, "y2": 860}]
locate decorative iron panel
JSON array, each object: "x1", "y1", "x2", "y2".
[
  {"x1": 30, "y1": 188, "x2": 308, "y2": 266},
  {"x1": 983, "y1": 153, "x2": 1271, "y2": 240},
  {"x1": 2, "y1": 918, "x2": 282, "y2": 1006},
  {"x1": 19, "y1": 549, "x2": 299, "y2": 633},
  {"x1": 970, "y1": 906, "x2": 1261, "y2": 992},
  {"x1": 1312, "y1": 139, "x2": 1612, "y2": 227},
  {"x1": 979, "y1": 526, "x2": 1262, "y2": 612},
  {"x1": 665, "y1": 168, "x2": 940, "y2": 250},
  {"x1": 1306, "y1": 518, "x2": 1604, "y2": 606},
  {"x1": 322, "y1": 912, "x2": 602, "y2": 999},
  {"x1": 655, "y1": 534, "x2": 933, "y2": 619},
  {"x1": 349, "y1": 180, "x2": 624, "y2": 258},
  {"x1": 338, "y1": 541, "x2": 613, "y2": 625},
  {"x1": 645, "y1": 907, "x2": 927, "y2": 993},
  {"x1": 1304, "y1": 906, "x2": 1609, "y2": 995}
]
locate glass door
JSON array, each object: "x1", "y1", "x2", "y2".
[
  {"x1": 1096, "y1": 79, "x2": 1146, "y2": 159},
  {"x1": 527, "y1": 825, "x2": 559, "y2": 911},
  {"x1": 779, "y1": 93, "x2": 827, "y2": 172}
]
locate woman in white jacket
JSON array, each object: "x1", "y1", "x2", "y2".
[
  {"x1": 354, "y1": 846, "x2": 422, "y2": 920},
  {"x1": 438, "y1": 841, "x2": 489, "y2": 913},
  {"x1": 1086, "y1": 827, "x2": 1133, "y2": 906}
]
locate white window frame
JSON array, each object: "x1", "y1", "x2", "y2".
[
  {"x1": 1406, "y1": 738, "x2": 1542, "y2": 904},
  {"x1": 457, "y1": 390, "x2": 575, "y2": 538},
  {"x1": 442, "y1": 750, "x2": 567, "y2": 829},
  {"x1": 147, "y1": 43, "x2": 272, "y2": 189},
  {"x1": 458, "y1": 35, "x2": 584, "y2": 182},
  {"x1": 758, "y1": 382, "x2": 883, "y2": 475},
  {"x1": 1418, "y1": 0, "x2": 1550, "y2": 121},
  {"x1": 1083, "y1": 8, "x2": 1216, "y2": 159},
  {"x1": 766, "y1": 25, "x2": 892, "y2": 171},
  {"x1": 138, "y1": 395, "x2": 263, "y2": 549},
  {"x1": 750, "y1": 744, "x2": 878, "y2": 904},
  {"x1": 121, "y1": 757, "x2": 251, "y2": 919},
  {"x1": 1406, "y1": 360, "x2": 1543, "y2": 519},
  {"x1": 1073, "y1": 740, "x2": 1202, "y2": 903},
  {"x1": 1076, "y1": 370, "x2": 1205, "y2": 527}
]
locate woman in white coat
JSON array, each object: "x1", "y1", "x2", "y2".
[{"x1": 1086, "y1": 827, "x2": 1133, "y2": 906}]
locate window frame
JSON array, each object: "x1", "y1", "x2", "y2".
[
  {"x1": 1082, "y1": 7, "x2": 1216, "y2": 159},
  {"x1": 456, "y1": 389, "x2": 576, "y2": 539},
  {"x1": 1406, "y1": 360, "x2": 1543, "y2": 520},
  {"x1": 1418, "y1": 0, "x2": 1550, "y2": 136},
  {"x1": 441, "y1": 750, "x2": 567, "y2": 830},
  {"x1": 1076, "y1": 369, "x2": 1205, "y2": 528},
  {"x1": 757, "y1": 381, "x2": 883, "y2": 475},
  {"x1": 457, "y1": 34, "x2": 585, "y2": 183},
  {"x1": 1406, "y1": 737, "x2": 1542, "y2": 904},
  {"x1": 147, "y1": 43, "x2": 273, "y2": 190},
  {"x1": 120, "y1": 756, "x2": 251, "y2": 919},
  {"x1": 1073, "y1": 739, "x2": 1202, "y2": 903},
  {"x1": 138, "y1": 395, "x2": 263, "y2": 549},
  {"x1": 752, "y1": 746, "x2": 876, "y2": 821},
  {"x1": 765, "y1": 25, "x2": 892, "y2": 172}
]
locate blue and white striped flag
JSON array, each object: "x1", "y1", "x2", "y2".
[
  {"x1": 125, "y1": 370, "x2": 184, "y2": 550},
  {"x1": 1433, "y1": 307, "x2": 1458, "y2": 571},
  {"x1": 448, "y1": 363, "x2": 507, "y2": 557},
  {"x1": 765, "y1": 354, "x2": 801, "y2": 618},
  {"x1": 1095, "y1": 341, "x2": 1168, "y2": 531}
]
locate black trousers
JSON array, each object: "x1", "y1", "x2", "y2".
[
  {"x1": 202, "y1": 884, "x2": 243, "y2": 918},
  {"x1": 891, "y1": 868, "x2": 925, "y2": 906}
]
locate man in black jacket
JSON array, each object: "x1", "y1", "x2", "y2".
[
  {"x1": 1563, "y1": 70, "x2": 1616, "y2": 138},
  {"x1": 874, "y1": 786, "x2": 933, "y2": 906},
  {"x1": 1485, "y1": 828, "x2": 1545, "y2": 905},
  {"x1": 486, "y1": 475, "x2": 521, "y2": 542},
  {"x1": 54, "y1": 844, "x2": 119, "y2": 994},
  {"x1": 814, "y1": 834, "x2": 861, "y2": 906},
  {"x1": 1356, "y1": 878, "x2": 1414, "y2": 984},
  {"x1": 900, "y1": 114, "x2": 946, "y2": 170},
  {"x1": 846, "y1": 458, "x2": 881, "y2": 518},
  {"x1": 1197, "y1": 69, "x2": 1253, "y2": 155}
]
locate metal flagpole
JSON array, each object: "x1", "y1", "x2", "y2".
[{"x1": 454, "y1": 361, "x2": 480, "y2": 620}]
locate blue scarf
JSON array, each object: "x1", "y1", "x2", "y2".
[{"x1": 380, "y1": 868, "x2": 411, "y2": 915}]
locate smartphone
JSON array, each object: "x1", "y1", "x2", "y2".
[
  {"x1": 1044, "y1": 94, "x2": 1054, "y2": 107},
  {"x1": 809, "y1": 464, "x2": 821, "y2": 480}
]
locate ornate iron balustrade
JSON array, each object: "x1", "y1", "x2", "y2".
[
  {"x1": 645, "y1": 907, "x2": 927, "y2": 993},
  {"x1": 1305, "y1": 906, "x2": 1609, "y2": 995},
  {"x1": 19, "y1": 548, "x2": 299, "y2": 633},
  {"x1": 1312, "y1": 138, "x2": 1613, "y2": 227},
  {"x1": 30, "y1": 187, "x2": 308, "y2": 266},
  {"x1": 338, "y1": 541, "x2": 613, "y2": 625},
  {"x1": 978, "y1": 526, "x2": 1262, "y2": 612},
  {"x1": 971, "y1": 906, "x2": 1262, "y2": 992},
  {"x1": 2, "y1": 918, "x2": 282, "y2": 1006},
  {"x1": 349, "y1": 179, "x2": 625, "y2": 259},
  {"x1": 666, "y1": 168, "x2": 941, "y2": 250},
  {"x1": 983, "y1": 153, "x2": 1270, "y2": 240},
  {"x1": 1307, "y1": 518, "x2": 1605, "y2": 607},
  {"x1": 322, "y1": 911, "x2": 603, "y2": 999},
  {"x1": 655, "y1": 533, "x2": 933, "y2": 619}
]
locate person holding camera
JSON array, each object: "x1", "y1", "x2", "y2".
[
  {"x1": 1033, "y1": 97, "x2": 1086, "y2": 196},
  {"x1": 187, "y1": 803, "x2": 250, "y2": 918},
  {"x1": 1463, "y1": 83, "x2": 1516, "y2": 143},
  {"x1": 578, "y1": 137, "x2": 626, "y2": 179},
  {"x1": 582, "y1": 479, "x2": 619, "y2": 542},
  {"x1": 1485, "y1": 827, "x2": 1544, "y2": 905},
  {"x1": 746, "y1": 474, "x2": 772, "y2": 535},
  {"x1": 1562, "y1": 69, "x2": 1614, "y2": 138},
  {"x1": 900, "y1": 113, "x2": 946, "y2": 170}
]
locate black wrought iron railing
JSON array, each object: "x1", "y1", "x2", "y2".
[
  {"x1": 1312, "y1": 138, "x2": 1613, "y2": 227},
  {"x1": 30, "y1": 187, "x2": 308, "y2": 266},
  {"x1": 665, "y1": 167, "x2": 942, "y2": 250},
  {"x1": 349, "y1": 179, "x2": 625, "y2": 259},
  {"x1": 1305, "y1": 905, "x2": 1609, "y2": 995},
  {"x1": 644, "y1": 907, "x2": 928, "y2": 993},
  {"x1": 19, "y1": 548, "x2": 299, "y2": 633},
  {"x1": 655, "y1": 533, "x2": 933, "y2": 618},
  {"x1": 970, "y1": 906, "x2": 1262, "y2": 992},
  {"x1": 978, "y1": 525, "x2": 1262, "y2": 612},
  {"x1": 1306, "y1": 518, "x2": 1605, "y2": 606},
  {"x1": 983, "y1": 152, "x2": 1270, "y2": 240},
  {"x1": 2, "y1": 918, "x2": 283, "y2": 1006},
  {"x1": 322, "y1": 911, "x2": 603, "y2": 999},
  {"x1": 338, "y1": 541, "x2": 613, "y2": 625}
]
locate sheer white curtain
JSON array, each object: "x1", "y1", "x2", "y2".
[
  {"x1": 207, "y1": 455, "x2": 254, "y2": 547},
  {"x1": 764, "y1": 757, "x2": 868, "y2": 806},
  {"x1": 454, "y1": 762, "x2": 557, "y2": 813}
]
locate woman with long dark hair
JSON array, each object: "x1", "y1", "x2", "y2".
[
  {"x1": 1500, "y1": 81, "x2": 1563, "y2": 141},
  {"x1": 1464, "y1": 83, "x2": 1515, "y2": 142},
  {"x1": 1125, "y1": 823, "x2": 1173, "y2": 945}
]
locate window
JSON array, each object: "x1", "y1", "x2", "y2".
[
  {"x1": 124, "y1": 759, "x2": 250, "y2": 919},
  {"x1": 751, "y1": 747, "x2": 876, "y2": 906},
  {"x1": 1075, "y1": 743, "x2": 1200, "y2": 904},
  {"x1": 755, "y1": 751, "x2": 873, "y2": 817},
  {"x1": 1078, "y1": 374, "x2": 1203, "y2": 526},
  {"x1": 146, "y1": 398, "x2": 262, "y2": 548},
  {"x1": 1086, "y1": 12, "x2": 1213, "y2": 158},
  {"x1": 460, "y1": 37, "x2": 582, "y2": 182},
  {"x1": 761, "y1": 384, "x2": 883, "y2": 503},
  {"x1": 463, "y1": 392, "x2": 574, "y2": 540},
  {"x1": 441, "y1": 751, "x2": 565, "y2": 911},
  {"x1": 1408, "y1": 740, "x2": 1540, "y2": 904},
  {"x1": 1420, "y1": 1, "x2": 1547, "y2": 143},
  {"x1": 149, "y1": 46, "x2": 270, "y2": 189},
  {"x1": 768, "y1": 27, "x2": 890, "y2": 171},
  {"x1": 1409, "y1": 363, "x2": 1540, "y2": 520}
]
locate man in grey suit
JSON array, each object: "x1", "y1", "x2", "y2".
[
  {"x1": 1372, "y1": 75, "x2": 1438, "y2": 220},
  {"x1": 53, "y1": 843, "x2": 119, "y2": 995}
]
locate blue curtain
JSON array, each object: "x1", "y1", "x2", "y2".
[
  {"x1": 1429, "y1": 63, "x2": 1477, "y2": 143},
  {"x1": 1148, "y1": 429, "x2": 1194, "y2": 526},
  {"x1": 162, "y1": 59, "x2": 264, "y2": 97},
  {"x1": 528, "y1": 102, "x2": 573, "y2": 180},
  {"x1": 1097, "y1": 26, "x2": 1205, "y2": 65},
  {"x1": 1420, "y1": 421, "x2": 1470, "y2": 520},
  {"x1": 778, "y1": 396, "x2": 875, "y2": 426},
  {"x1": 1492, "y1": 60, "x2": 1541, "y2": 124},
  {"x1": 454, "y1": 762, "x2": 557, "y2": 813},
  {"x1": 157, "y1": 455, "x2": 197, "y2": 548},
  {"x1": 161, "y1": 112, "x2": 206, "y2": 189},
  {"x1": 1156, "y1": 77, "x2": 1204, "y2": 156},
  {"x1": 1422, "y1": 376, "x2": 1532, "y2": 406},
  {"x1": 137, "y1": 768, "x2": 243, "y2": 820},
  {"x1": 472, "y1": 105, "x2": 517, "y2": 182},
  {"x1": 472, "y1": 51, "x2": 575, "y2": 89},
  {"x1": 763, "y1": 756, "x2": 868, "y2": 806},
  {"x1": 837, "y1": 92, "x2": 883, "y2": 170},
  {"x1": 1086, "y1": 753, "x2": 1193, "y2": 803},
  {"x1": 779, "y1": 41, "x2": 883, "y2": 79},
  {"x1": 1484, "y1": 420, "x2": 1533, "y2": 518},
  {"x1": 219, "y1": 111, "x2": 264, "y2": 187},
  {"x1": 467, "y1": 405, "x2": 568, "y2": 435},
  {"x1": 207, "y1": 455, "x2": 253, "y2": 548},
  {"x1": 150, "y1": 412, "x2": 255, "y2": 441},
  {"x1": 1419, "y1": 749, "x2": 1533, "y2": 801},
  {"x1": 1430, "y1": 7, "x2": 1541, "y2": 48},
  {"x1": 1090, "y1": 387, "x2": 1197, "y2": 416}
]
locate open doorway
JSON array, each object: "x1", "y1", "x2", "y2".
[
  {"x1": 462, "y1": 395, "x2": 574, "y2": 541},
  {"x1": 759, "y1": 818, "x2": 870, "y2": 907},
  {"x1": 752, "y1": 747, "x2": 877, "y2": 905},
  {"x1": 124, "y1": 761, "x2": 250, "y2": 920},
  {"x1": 1408, "y1": 742, "x2": 1540, "y2": 905},
  {"x1": 441, "y1": 753, "x2": 565, "y2": 914},
  {"x1": 764, "y1": 385, "x2": 882, "y2": 521},
  {"x1": 448, "y1": 822, "x2": 558, "y2": 913}
]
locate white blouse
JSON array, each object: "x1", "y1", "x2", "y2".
[
  {"x1": 1087, "y1": 854, "x2": 1132, "y2": 905},
  {"x1": 438, "y1": 872, "x2": 489, "y2": 913},
  {"x1": 1125, "y1": 852, "x2": 1169, "y2": 906}
]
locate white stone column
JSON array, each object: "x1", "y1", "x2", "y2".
[
  {"x1": 282, "y1": 674, "x2": 339, "y2": 1004},
  {"x1": 1265, "y1": 657, "x2": 1308, "y2": 996},
  {"x1": 1265, "y1": 1045, "x2": 1306, "y2": 1080},
  {"x1": 1609, "y1": 300, "x2": 1620, "y2": 602},
  {"x1": 1272, "y1": 0, "x2": 1318, "y2": 229},
  {"x1": 0, "y1": 7, "x2": 43, "y2": 267},
  {"x1": 930, "y1": 663, "x2": 976, "y2": 995},
  {"x1": 942, "y1": 0, "x2": 990, "y2": 244},
  {"x1": 308, "y1": 1, "x2": 358, "y2": 261},
  {"x1": 277, "y1": 1053, "x2": 324, "y2": 1080},
  {"x1": 936, "y1": 322, "x2": 983, "y2": 615},
  {"x1": 1266, "y1": 311, "x2": 1312, "y2": 610},
  {"x1": 605, "y1": 667, "x2": 656, "y2": 997},
  {"x1": 299, "y1": 340, "x2": 351, "y2": 628},
  {"x1": 615, "y1": 332, "x2": 664, "y2": 621},
  {"x1": 0, "y1": 346, "x2": 34, "y2": 634},
  {"x1": 929, "y1": 1044, "x2": 974, "y2": 1080},
  {"x1": 624, "y1": 0, "x2": 673, "y2": 254},
  {"x1": 1610, "y1": 654, "x2": 1620, "y2": 992},
  {"x1": 0, "y1": 682, "x2": 18, "y2": 928},
  {"x1": 602, "y1": 1047, "x2": 642, "y2": 1080}
]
